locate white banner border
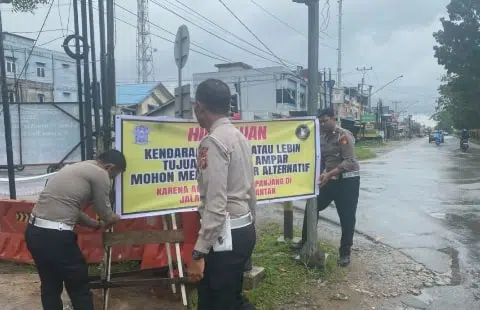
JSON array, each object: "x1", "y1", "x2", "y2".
[{"x1": 114, "y1": 115, "x2": 320, "y2": 219}]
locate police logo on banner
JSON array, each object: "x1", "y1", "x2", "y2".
[
  {"x1": 134, "y1": 125, "x2": 150, "y2": 145},
  {"x1": 295, "y1": 124, "x2": 310, "y2": 140}
]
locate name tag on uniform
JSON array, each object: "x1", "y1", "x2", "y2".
[{"x1": 213, "y1": 213, "x2": 233, "y2": 252}]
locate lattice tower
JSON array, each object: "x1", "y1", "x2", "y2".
[{"x1": 137, "y1": 0, "x2": 155, "y2": 83}]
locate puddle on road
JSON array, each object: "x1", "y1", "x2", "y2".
[{"x1": 429, "y1": 212, "x2": 446, "y2": 220}]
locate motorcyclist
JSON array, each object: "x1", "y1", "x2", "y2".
[{"x1": 460, "y1": 129, "x2": 469, "y2": 147}]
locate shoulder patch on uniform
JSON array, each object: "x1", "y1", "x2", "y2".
[
  {"x1": 339, "y1": 135, "x2": 349, "y2": 145},
  {"x1": 198, "y1": 147, "x2": 208, "y2": 169}
]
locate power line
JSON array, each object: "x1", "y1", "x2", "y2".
[
  {"x1": 168, "y1": 0, "x2": 296, "y2": 60},
  {"x1": 101, "y1": 4, "x2": 300, "y2": 81},
  {"x1": 66, "y1": 0, "x2": 72, "y2": 34},
  {"x1": 114, "y1": 3, "x2": 231, "y2": 63},
  {"x1": 249, "y1": 0, "x2": 306, "y2": 38},
  {"x1": 57, "y1": 0, "x2": 65, "y2": 36},
  {"x1": 108, "y1": 4, "x2": 231, "y2": 63},
  {"x1": 112, "y1": 3, "x2": 287, "y2": 77},
  {"x1": 319, "y1": 0, "x2": 330, "y2": 33},
  {"x1": 14, "y1": 0, "x2": 55, "y2": 91},
  {"x1": 249, "y1": 0, "x2": 335, "y2": 49},
  {"x1": 217, "y1": 0, "x2": 290, "y2": 68},
  {"x1": 150, "y1": 0, "x2": 296, "y2": 68},
  {"x1": 6, "y1": 28, "x2": 67, "y2": 34}
]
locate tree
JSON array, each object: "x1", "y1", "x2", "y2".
[
  {"x1": 432, "y1": 0, "x2": 480, "y2": 129},
  {"x1": 6, "y1": 0, "x2": 49, "y2": 12},
  {"x1": 433, "y1": 0, "x2": 480, "y2": 78}
]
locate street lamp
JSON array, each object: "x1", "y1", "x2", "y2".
[{"x1": 370, "y1": 75, "x2": 404, "y2": 96}]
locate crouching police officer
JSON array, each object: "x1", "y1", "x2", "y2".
[
  {"x1": 187, "y1": 78, "x2": 257, "y2": 310},
  {"x1": 25, "y1": 150, "x2": 125, "y2": 310},
  {"x1": 299, "y1": 108, "x2": 360, "y2": 267}
]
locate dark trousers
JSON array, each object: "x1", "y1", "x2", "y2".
[
  {"x1": 197, "y1": 223, "x2": 256, "y2": 310},
  {"x1": 301, "y1": 176, "x2": 360, "y2": 257},
  {"x1": 25, "y1": 224, "x2": 94, "y2": 310}
]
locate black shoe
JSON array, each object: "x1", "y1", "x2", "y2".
[
  {"x1": 290, "y1": 240, "x2": 304, "y2": 250},
  {"x1": 338, "y1": 256, "x2": 350, "y2": 267},
  {"x1": 240, "y1": 295, "x2": 256, "y2": 310}
]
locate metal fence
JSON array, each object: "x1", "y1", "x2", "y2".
[{"x1": 0, "y1": 102, "x2": 82, "y2": 167}]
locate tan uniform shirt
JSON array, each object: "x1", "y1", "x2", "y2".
[
  {"x1": 321, "y1": 126, "x2": 360, "y2": 173},
  {"x1": 194, "y1": 118, "x2": 256, "y2": 253},
  {"x1": 32, "y1": 160, "x2": 115, "y2": 227}
]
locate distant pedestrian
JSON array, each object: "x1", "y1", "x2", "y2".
[
  {"x1": 297, "y1": 108, "x2": 360, "y2": 267},
  {"x1": 25, "y1": 150, "x2": 125, "y2": 310},
  {"x1": 187, "y1": 78, "x2": 257, "y2": 310}
]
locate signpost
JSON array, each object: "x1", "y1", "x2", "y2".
[
  {"x1": 174, "y1": 25, "x2": 190, "y2": 118},
  {"x1": 361, "y1": 113, "x2": 376, "y2": 123}
]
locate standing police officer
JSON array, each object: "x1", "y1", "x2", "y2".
[
  {"x1": 25, "y1": 150, "x2": 125, "y2": 310},
  {"x1": 187, "y1": 78, "x2": 257, "y2": 310},
  {"x1": 299, "y1": 108, "x2": 360, "y2": 267}
]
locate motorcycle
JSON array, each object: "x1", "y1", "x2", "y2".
[
  {"x1": 435, "y1": 138, "x2": 441, "y2": 146},
  {"x1": 460, "y1": 139, "x2": 469, "y2": 152}
]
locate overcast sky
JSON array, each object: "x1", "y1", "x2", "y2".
[{"x1": 2, "y1": 0, "x2": 450, "y2": 122}]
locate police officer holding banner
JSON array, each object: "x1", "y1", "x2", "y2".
[
  {"x1": 298, "y1": 108, "x2": 360, "y2": 267},
  {"x1": 25, "y1": 150, "x2": 125, "y2": 310},
  {"x1": 187, "y1": 78, "x2": 257, "y2": 310}
]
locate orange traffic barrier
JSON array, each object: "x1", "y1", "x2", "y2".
[
  {"x1": 0, "y1": 199, "x2": 201, "y2": 269},
  {"x1": 141, "y1": 211, "x2": 200, "y2": 269}
]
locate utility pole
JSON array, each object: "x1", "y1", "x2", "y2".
[
  {"x1": 80, "y1": 0, "x2": 94, "y2": 159},
  {"x1": 392, "y1": 100, "x2": 401, "y2": 113},
  {"x1": 356, "y1": 66, "x2": 372, "y2": 96},
  {"x1": 337, "y1": 0, "x2": 342, "y2": 87},
  {"x1": 323, "y1": 69, "x2": 327, "y2": 109},
  {"x1": 235, "y1": 77, "x2": 242, "y2": 118},
  {"x1": 336, "y1": 0, "x2": 343, "y2": 123},
  {"x1": 293, "y1": 0, "x2": 324, "y2": 266},
  {"x1": 105, "y1": 0, "x2": 116, "y2": 150},
  {"x1": 357, "y1": 67, "x2": 372, "y2": 117},
  {"x1": 0, "y1": 7, "x2": 16, "y2": 199},
  {"x1": 367, "y1": 85, "x2": 372, "y2": 113},
  {"x1": 328, "y1": 68, "x2": 333, "y2": 108}
]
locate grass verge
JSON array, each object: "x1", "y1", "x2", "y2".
[
  {"x1": 247, "y1": 223, "x2": 345, "y2": 310},
  {"x1": 355, "y1": 139, "x2": 385, "y2": 160}
]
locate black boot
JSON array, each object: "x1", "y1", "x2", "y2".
[
  {"x1": 338, "y1": 247, "x2": 351, "y2": 267},
  {"x1": 244, "y1": 257, "x2": 253, "y2": 272},
  {"x1": 338, "y1": 255, "x2": 350, "y2": 267}
]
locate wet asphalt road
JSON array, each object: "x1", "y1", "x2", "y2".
[
  {"x1": 359, "y1": 136, "x2": 479, "y2": 272},
  {"x1": 296, "y1": 136, "x2": 480, "y2": 308},
  {"x1": 304, "y1": 136, "x2": 480, "y2": 271}
]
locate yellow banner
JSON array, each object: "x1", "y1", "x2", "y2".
[{"x1": 115, "y1": 115, "x2": 319, "y2": 218}]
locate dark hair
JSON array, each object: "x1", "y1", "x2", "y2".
[
  {"x1": 318, "y1": 108, "x2": 335, "y2": 118},
  {"x1": 98, "y1": 149, "x2": 127, "y2": 171},
  {"x1": 195, "y1": 78, "x2": 231, "y2": 115}
]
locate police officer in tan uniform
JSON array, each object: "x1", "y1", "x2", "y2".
[
  {"x1": 187, "y1": 78, "x2": 257, "y2": 310},
  {"x1": 298, "y1": 108, "x2": 360, "y2": 267},
  {"x1": 25, "y1": 150, "x2": 125, "y2": 310}
]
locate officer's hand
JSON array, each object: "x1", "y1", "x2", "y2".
[
  {"x1": 103, "y1": 214, "x2": 121, "y2": 227},
  {"x1": 319, "y1": 173, "x2": 330, "y2": 188},
  {"x1": 110, "y1": 214, "x2": 121, "y2": 224},
  {"x1": 187, "y1": 258, "x2": 205, "y2": 282}
]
